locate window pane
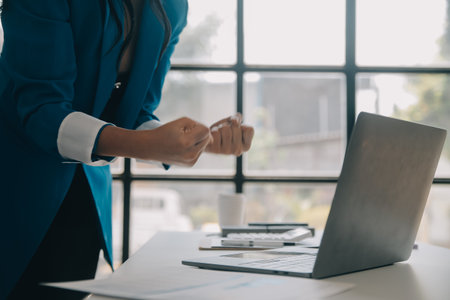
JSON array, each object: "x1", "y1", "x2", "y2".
[
  {"x1": 130, "y1": 181, "x2": 234, "y2": 255},
  {"x1": 357, "y1": 0, "x2": 450, "y2": 66},
  {"x1": 171, "y1": 0, "x2": 236, "y2": 64},
  {"x1": 244, "y1": 72, "x2": 346, "y2": 176},
  {"x1": 110, "y1": 158, "x2": 124, "y2": 175},
  {"x1": 112, "y1": 181, "x2": 123, "y2": 267},
  {"x1": 245, "y1": 183, "x2": 450, "y2": 249},
  {"x1": 132, "y1": 71, "x2": 236, "y2": 175},
  {"x1": 244, "y1": 0, "x2": 345, "y2": 65},
  {"x1": 419, "y1": 185, "x2": 450, "y2": 248},
  {"x1": 356, "y1": 74, "x2": 450, "y2": 177},
  {"x1": 244, "y1": 183, "x2": 335, "y2": 231}
]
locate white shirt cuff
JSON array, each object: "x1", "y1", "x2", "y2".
[
  {"x1": 57, "y1": 112, "x2": 114, "y2": 166},
  {"x1": 135, "y1": 120, "x2": 166, "y2": 168}
]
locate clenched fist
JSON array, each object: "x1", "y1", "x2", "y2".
[
  {"x1": 146, "y1": 117, "x2": 213, "y2": 166},
  {"x1": 206, "y1": 114, "x2": 254, "y2": 156}
]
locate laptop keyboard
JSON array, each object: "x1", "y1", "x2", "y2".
[{"x1": 239, "y1": 253, "x2": 316, "y2": 273}]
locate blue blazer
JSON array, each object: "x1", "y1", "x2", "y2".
[{"x1": 0, "y1": 0, "x2": 187, "y2": 298}]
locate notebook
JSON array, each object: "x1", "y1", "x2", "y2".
[{"x1": 182, "y1": 112, "x2": 447, "y2": 278}]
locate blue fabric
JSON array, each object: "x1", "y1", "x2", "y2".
[
  {"x1": 0, "y1": 1, "x2": 188, "y2": 298},
  {"x1": 92, "y1": 124, "x2": 116, "y2": 162}
]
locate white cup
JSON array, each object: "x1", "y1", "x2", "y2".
[{"x1": 217, "y1": 193, "x2": 246, "y2": 227}]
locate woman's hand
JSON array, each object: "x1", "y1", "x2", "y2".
[
  {"x1": 206, "y1": 114, "x2": 255, "y2": 156},
  {"x1": 96, "y1": 117, "x2": 213, "y2": 166},
  {"x1": 147, "y1": 117, "x2": 213, "y2": 166}
]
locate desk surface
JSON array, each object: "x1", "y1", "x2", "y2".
[{"x1": 89, "y1": 231, "x2": 450, "y2": 300}]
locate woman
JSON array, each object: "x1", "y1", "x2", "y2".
[{"x1": 0, "y1": 0, "x2": 254, "y2": 299}]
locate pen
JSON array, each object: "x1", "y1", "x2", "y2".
[
  {"x1": 247, "y1": 222, "x2": 308, "y2": 227},
  {"x1": 221, "y1": 239, "x2": 301, "y2": 248}
]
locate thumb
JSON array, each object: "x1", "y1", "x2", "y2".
[{"x1": 180, "y1": 119, "x2": 211, "y2": 144}]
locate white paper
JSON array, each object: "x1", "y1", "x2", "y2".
[
  {"x1": 45, "y1": 266, "x2": 353, "y2": 300},
  {"x1": 44, "y1": 232, "x2": 353, "y2": 299}
]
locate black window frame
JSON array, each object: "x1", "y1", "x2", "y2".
[{"x1": 114, "y1": 0, "x2": 450, "y2": 262}]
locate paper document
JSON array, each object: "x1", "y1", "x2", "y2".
[
  {"x1": 44, "y1": 231, "x2": 352, "y2": 300},
  {"x1": 45, "y1": 267, "x2": 353, "y2": 300}
]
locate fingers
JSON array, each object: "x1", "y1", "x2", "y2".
[
  {"x1": 231, "y1": 118, "x2": 243, "y2": 156},
  {"x1": 184, "y1": 139, "x2": 209, "y2": 167},
  {"x1": 207, "y1": 114, "x2": 253, "y2": 156},
  {"x1": 184, "y1": 121, "x2": 212, "y2": 166},
  {"x1": 241, "y1": 125, "x2": 255, "y2": 152},
  {"x1": 193, "y1": 132, "x2": 213, "y2": 151},
  {"x1": 210, "y1": 113, "x2": 242, "y2": 129},
  {"x1": 208, "y1": 127, "x2": 221, "y2": 153}
]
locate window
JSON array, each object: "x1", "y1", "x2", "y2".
[{"x1": 108, "y1": 0, "x2": 450, "y2": 264}]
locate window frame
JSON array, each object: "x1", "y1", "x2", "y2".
[{"x1": 113, "y1": 0, "x2": 450, "y2": 262}]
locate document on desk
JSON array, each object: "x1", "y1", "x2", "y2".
[
  {"x1": 44, "y1": 231, "x2": 353, "y2": 299},
  {"x1": 45, "y1": 266, "x2": 353, "y2": 300}
]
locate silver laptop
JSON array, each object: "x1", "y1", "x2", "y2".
[{"x1": 182, "y1": 112, "x2": 447, "y2": 278}]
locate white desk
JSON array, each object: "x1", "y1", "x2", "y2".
[{"x1": 86, "y1": 231, "x2": 450, "y2": 300}]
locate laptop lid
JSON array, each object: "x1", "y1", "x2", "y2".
[{"x1": 312, "y1": 112, "x2": 446, "y2": 278}]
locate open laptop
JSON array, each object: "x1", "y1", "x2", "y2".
[{"x1": 182, "y1": 112, "x2": 447, "y2": 278}]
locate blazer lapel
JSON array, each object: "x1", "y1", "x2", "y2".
[{"x1": 114, "y1": 0, "x2": 165, "y2": 128}]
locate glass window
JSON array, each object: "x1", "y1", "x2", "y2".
[
  {"x1": 112, "y1": 181, "x2": 123, "y2": 268},
  {"x1": 105, "y1": 0, "x2": 450, "y2": 260},
  {"x1": 356, "y1": 0, "x2": 450, "y2": 66},
  {"x1": 244, "y1": 72, "x2": 347, "y2": 176},
  {"x1": 356, "y1": 73, "x2": 450, "y2": 177},
  {"x1": 171, "y1": 0, "x2": 236, "y2": 64},
  {"x1": 244, "y1": 183, "x2": 336, "y2": 231},
  {"x1": 129, "y1": 181, "x2": 234, "y2": 255},
  {"x1": 132, "y1": 71, "x2": 236, "y2": 175},
  {"x1": 244, "y1": 0, "x2": 345, "y2": 65},
  {"x1": 419, "y1": 185, "x2": 450, "y2": 248},
  {"x1": 110, "y1": 158, "x2": 124, "y2": 175}
]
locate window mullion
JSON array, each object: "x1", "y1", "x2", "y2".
[
  {"x1": 122, "y1": 158, "x2": 132, "y2": 262},
  {"x1": 236, "y1": 0, "x2": 244, "y2": 193},
  {"x1": 345, "y1": 0, "x2": 357, "y2": 142}
]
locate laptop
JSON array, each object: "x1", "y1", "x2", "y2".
[{"x1": 182, "y1": 112, "x2": 447, "y2": 278}]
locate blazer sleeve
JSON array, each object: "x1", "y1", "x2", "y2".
[{"x1": 1, "y1": 0, "x2": 78, "y2": 159}]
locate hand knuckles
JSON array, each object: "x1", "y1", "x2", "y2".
[
  {"x1": 222, "y1": 129, "x2": 232, "y2": 140},
  {"x1": 211, "y1": 133, "x2": 220, "y2": 142},
  {"x1": 179, "y1": 116, "x2": 191, "y2": 123}
]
